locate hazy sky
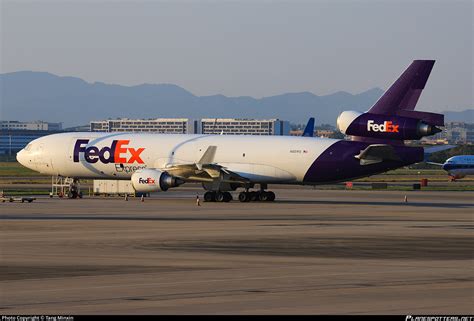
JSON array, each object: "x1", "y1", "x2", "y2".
[{"x1": 1, "y1": 0, "x2": 472, "y2": 112}]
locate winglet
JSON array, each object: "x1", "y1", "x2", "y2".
[{"x1": 302, "y1": 118, "x2": 315, "y2": 137}]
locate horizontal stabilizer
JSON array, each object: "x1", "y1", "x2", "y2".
[
  {"x1": 424, "y1": 144, "x2": 456, "y2": 155},
  {"x1": 423, "y1": 144, "x2": 456, "y2": 162},
  {"x1": 355, "y1": 144, "x2": 401, "y2": 165},
  {"x1": 396, "y1": 110, "x2": 444, "y2": 126}
]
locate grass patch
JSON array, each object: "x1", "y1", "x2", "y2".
[
  {"x1": 1, "y1": 162, "x2": 473, "y2": 192},
  {"x1": 2, "y1": 190, "x2": 51, "y2": 196},
  {"x1": 380, "y1": 168, "x2": 446, "y2": 176},
  {"x1": 0, "y1": 162, "x2": 46, "y2": 177}
]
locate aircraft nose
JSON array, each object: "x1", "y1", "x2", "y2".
[{"x1": 16, "y1": 149, "x2": 27, "y2": 167}]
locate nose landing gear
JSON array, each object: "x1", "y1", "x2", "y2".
[{"x1": 52, "y1": 176, "x2": 83, "y2": 199}]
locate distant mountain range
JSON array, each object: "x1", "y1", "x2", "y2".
[
  {"x1": 0, "y1": 71, "x2": 472, "y2": 127},
  {"x1": 443, "y1": 109, "x2": 474, "y2": 123}
]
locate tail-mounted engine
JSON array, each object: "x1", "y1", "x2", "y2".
[
  {"x1": 337, "y1": 111, "x2": 442, "y2": 140},
  {"x1": 131, "y1": 169, "x2": 184, "y2": 193}
]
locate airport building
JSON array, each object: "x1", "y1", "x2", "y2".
[
  {"x1": 200, "y1": 118, "x2": 290, "y2": 136},
  {"x1": 290, "y1": 129, "x2": 338, "y2": 138},
  {"x1": 1, "y1": 130, "x2": 66, "y2": 157},
  {"x1": 422, "y1": 122, "x2": 474, "y2": 144},
  {"x1": 90, "y1": 118, "x2": 291, "y2": 136},
  {"x1": 0, "y1": 121, "x2": 64, "y2": 156},
  {"x1": 90, "y1": 118, "x2": 198, "y2": 134},
  {"x1": 1, "y1": 120, "x2": 62, "y2": 131},
  {"x1": 1, "y1": 132, "x2": 44, "y2": 156},
  {"x1": 444, "y1": 122, "x2": 474, "y2": 144}
]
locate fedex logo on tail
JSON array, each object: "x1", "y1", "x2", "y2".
[
  {"x1": 73, "y1": 139, "x2": 145, "y2": 164},
  {"x1": 367, "y1": 120, "x2": 399, "y2": 133}
]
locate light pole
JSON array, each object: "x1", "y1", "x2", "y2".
[{"x1": 9, "y1": 134, "x2": 12, "y2": 160}]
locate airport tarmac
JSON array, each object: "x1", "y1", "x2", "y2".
[{"x1": 0, "y1": 188, "x2": 473, "y2": 314}]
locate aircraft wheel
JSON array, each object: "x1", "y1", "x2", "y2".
[
  {"x1": 68, "y1": 191, "x2": 78, "y2": 199},
  {"x1": 258, "y1": 192, "x2": 268, "y2": 202},
  {"x1": 204, "y1": 191, "x2": 215, "y2": 202},
  {"x1": 215, "y1": 192, "x2": 225, "y2": 202},
  {"x1": 238, "y1": 192, "x2": 249, "y2": 202},
  {"x1": 249, "y1": 191, "x2": 258, "y2": 202},
  {"x1": 267, "y1": 191, "x2": 276, "y2": 201},
  {"x1": 223, "y1": 192, "x2": 233, "y2": 202}
]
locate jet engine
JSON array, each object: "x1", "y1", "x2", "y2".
[
  {"x1": 336, "y1": 111, "x2": 441, "y2": 140},
  {"x1": 131, "y1": 169, "x2": 184, "y2": 193}
]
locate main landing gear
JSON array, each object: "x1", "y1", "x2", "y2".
[
  {"x1": 203, "y1": 191, "x2": 233, "y2": 202},
  {"x1": 238, "y1": 183, "x2": 275, "y2": 202},
  {"x1": 203, "y1": 190, "x2": 275, "y2": 202},
  {"x1": 238, "y1": 190, "x2": 275, "y2": 202},
  {"x1": 203, "y1": 184, "x2": 276, "y2": 203}
]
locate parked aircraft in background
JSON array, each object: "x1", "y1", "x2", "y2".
[
  {"x1": 302, "y1": 118, "x2": 315, "y2": 137},
  {"x1": 17, "y1": 60, "x2": 444, "y2": 202},
  {"x1": 428, "y1": 155, "x2": 474, "y2": 180}
]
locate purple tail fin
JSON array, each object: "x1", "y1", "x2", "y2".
[
  {"x1": 369, "y1": 60, "x2": 435, "y2": 115},
  {"x1": 344, "y1": 60, "x2": 444, "y2": 145}
]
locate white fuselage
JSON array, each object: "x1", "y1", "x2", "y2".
[
  {"x1": 17, "y1": 132, "x2": 339, "y2": 184},
  {"x1": 443, "y1": 156, "x2": 474, "y2": 179}
]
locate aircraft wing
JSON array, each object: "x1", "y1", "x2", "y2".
[
  {"x1": 355, "y1": 144, "x2": 401, "y2": 165},
  {"x1": 425, "y1": 161, "x2": 444, "y2": 166},
  {"x1": 164, "y1": 163, "x2": 250, "y2": 183},
  {"x1": 161, "y1": 146, "x2": 250, "y2": 184}
]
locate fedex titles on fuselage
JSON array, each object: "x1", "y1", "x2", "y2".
[
  {"x1": 73, "y1": 139, "x2": 146, "y2": 173},
  {"x1": 367, "y1": 120, "x2": 399, "y2": 133}
]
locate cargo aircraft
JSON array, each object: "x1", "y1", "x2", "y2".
[{"x1": 17, "y1": 60, "x2": 444, "y2": 202}]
